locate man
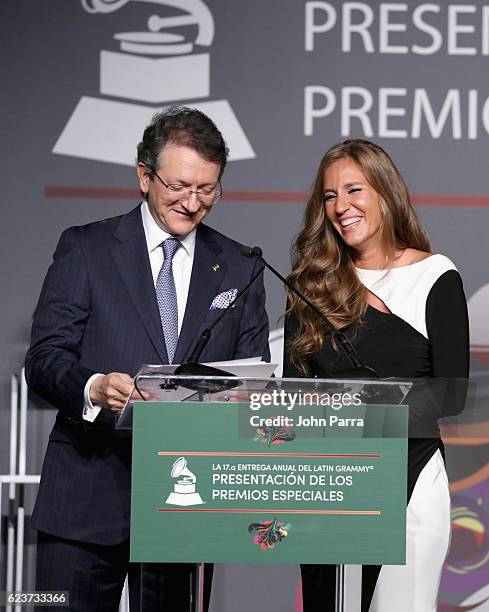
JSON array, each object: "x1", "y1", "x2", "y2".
[{"x1": 26, "y1": 106, "x2": 270, "y2": 611}]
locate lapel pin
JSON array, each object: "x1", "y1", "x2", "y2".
[{"x1": 212, "y1": 263, "x2": 220, "y2": 272}]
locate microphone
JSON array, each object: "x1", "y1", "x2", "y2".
[
  {"x1": 173, "y1": 261, "x2": 266, "y2": 379},
  {"x1": 241, "y1": 246, "x2": 378, "y2": 379}
]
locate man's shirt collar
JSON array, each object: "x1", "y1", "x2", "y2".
[{"x1": 141, "y1": 200, "x2": 196, "y2": 258}]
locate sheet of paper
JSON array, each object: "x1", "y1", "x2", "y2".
[
  {"x1": 206, "y1": 362, "x2": 277, "y2": 378},
  {"x1": 205, "y1": 356, "x2": 264, "y2": 366}
]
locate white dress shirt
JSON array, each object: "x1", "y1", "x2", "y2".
[{"x1": 83, "y1": 201, "x2": 196, "y2": 421}]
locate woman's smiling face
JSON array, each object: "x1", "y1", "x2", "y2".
[{"x1": 323, "y1": 157, "x2": 384, "y2": 257}]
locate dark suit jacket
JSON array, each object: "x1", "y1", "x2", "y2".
[{"x1": 25, "y1": 205, "x2": 270, "y2": 545}]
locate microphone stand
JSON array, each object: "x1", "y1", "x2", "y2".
[
  {"x1": 241, "y1": 246, "x2": 378, "y2": 379},
  {"x1": 172, "y1": 263, "x2": 266, "y2": 392},
  {"x1": 175, "y1": 263, "x2": 265, "y2": 373}
]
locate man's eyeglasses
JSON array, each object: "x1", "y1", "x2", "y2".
[{"x1": 152, "y1": 170, "x2": 222, "y2": 206}]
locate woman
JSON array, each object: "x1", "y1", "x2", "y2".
[{"x1": 283, "y1": 139, "x2": 469, "y2": 612}]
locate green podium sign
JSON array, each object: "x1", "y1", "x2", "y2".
[{"x1": 130, "y1": 390, "x2": 408, "y2": 565}]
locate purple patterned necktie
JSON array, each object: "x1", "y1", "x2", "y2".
[{"x1": 156, "y1": 237, "x2": 181, "y2": 364}]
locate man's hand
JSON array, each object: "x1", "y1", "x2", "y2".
[{"x1": 89, "y1": 372, "x2": 149, "y2": 412}]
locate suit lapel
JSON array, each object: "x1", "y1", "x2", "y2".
[
  {"x1": 174, "y1": 225, "x2": 227, "y2": 364},
  {"x1": 111, "y1": 206, "x2": 168, "y2": 364}
]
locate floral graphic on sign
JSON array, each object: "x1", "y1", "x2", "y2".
[
  {"x1": 248, "y1": 518, "x2": 291, "y2": 550},
  {"x1": 254, "y1": 422, "x2": 296, "y2": 446}
]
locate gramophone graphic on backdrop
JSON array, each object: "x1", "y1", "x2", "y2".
[
  {"x1": 165, "y1": 456, "x2": 204, "y2": 506},
  {"x1": 53, "y1": 0, "x2": 255, "y2": 165}
]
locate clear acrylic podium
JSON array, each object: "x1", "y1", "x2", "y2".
[{"x1": 118, "y1": 369, "x2": 412, "y2": 612}]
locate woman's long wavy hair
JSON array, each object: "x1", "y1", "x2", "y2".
[{"x1": 286, "y1": 139, "x2": 431, "y2": 373}]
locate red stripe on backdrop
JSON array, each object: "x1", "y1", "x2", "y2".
[
  {"x1": 44, "y1": 186, "x2": 489, "y2": 207},
  {"x1": 411, "y1": 194, "x2": 489, "y2": 207},
  {"x1": 44, "y1": 186, "x2": 138, "y2": 199}
]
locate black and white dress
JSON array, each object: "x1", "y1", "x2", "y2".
[{"x1": 283, "y1": 254, "x2": 469, "y2": 612}]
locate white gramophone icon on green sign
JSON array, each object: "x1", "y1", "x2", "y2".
[
  {"x1": 165, "y1": 456, "x2": 204, "y2": 507},
  {"x1": 53, "y1": 0, "x2": 255, "y2": 165}
]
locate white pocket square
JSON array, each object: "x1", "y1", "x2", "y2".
[{"x1": 210, "y1": 288, "x2": 238, "y2": 310}]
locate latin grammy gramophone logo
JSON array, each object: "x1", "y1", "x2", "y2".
[
  {"x1": 165, "y1": 456, "x2": 204, "y2": 506},
  {"x1": 53, "y1": 0, "x2": 255, "y2": 166}
]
